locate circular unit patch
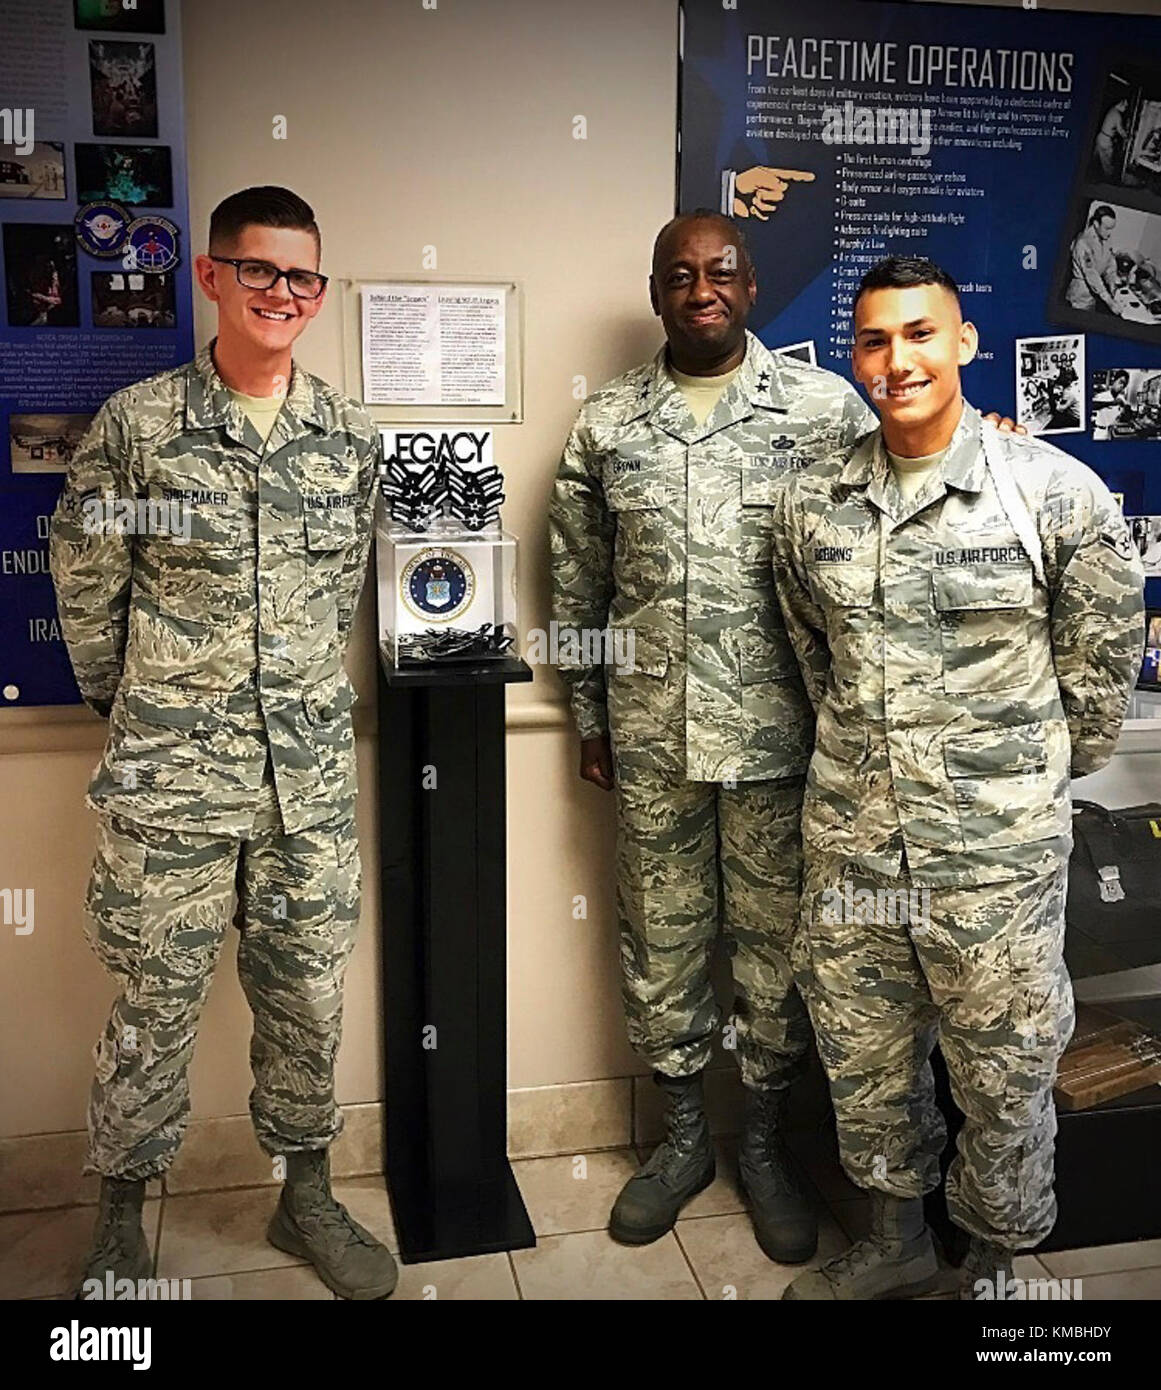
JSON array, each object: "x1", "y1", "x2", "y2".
[
  {"x1": 75, "y1": 201, "x2": 131, "y2": 258},
  {"x1": 123, "y1": 216, "x2": 180, "y2": 272}
]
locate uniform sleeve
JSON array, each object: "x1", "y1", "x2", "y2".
[
  {"x1": 48, "y1": 401, "x2": 135, "y2": 717},
  {"x1": 771, "y1": 481, "x2": 831, "y2": 712},
  {"x1": 836, "y1": 379, "x2": 876, "y2": 448},
  {"x1": 1044, "y1": 475, "x2": 1145, "y2": 778},
  {"x1": 547, "y1": 411, "x2": 615, "y2": 740},
  {"x1": 337, "y1": 420, "x2": 380, "y2": 648}
]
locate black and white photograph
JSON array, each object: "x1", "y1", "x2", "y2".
[
  {"x1": 0, "y1": 144, "x2": 66, "y2": 200},
  {"x1": 74, "y1": 143, "x2": 173, "y2": 208},
  {"x1": 7, "y1": 413, "x2": 91, "y2": 473},
  {"x1": 1016, "y1": 334, "x2": 1086, "y2": 434},
  {"x1": 1093, "y1": 367, "x2": 1161, "y2": 440},
  {"x1": 2, "y1": 223, "x2": 79, "y2": 327},
  {"x1": 1053, "y1": 198, "x2": 1161, "y2": 344},
  {"x1": 1128, "y1": 515, "x2": 1161, "y2": 575},
  {"x1": 73, "y1": 0, "x2": 165, "y2": 33},
  {"x1": 90, "y1": 41, "x2": 158, "y2": 139},
  {"x1": 1088, "y1": 63, "x2": 1161, "y2": 202},
  {"x1": 91, "y1": 269, "x2": 176, "y2": 328}
]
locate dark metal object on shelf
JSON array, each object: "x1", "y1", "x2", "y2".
[{"x1": 397, "y1": 622, "x2": 514, "y2": 664}]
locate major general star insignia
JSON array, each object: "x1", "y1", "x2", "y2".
[
  {"x1": 1101, "y1": 528, "x2": 1135, "y2": 561},
  {"x1": 757, "y1": 371, "x2": 771, "y2": 390}
]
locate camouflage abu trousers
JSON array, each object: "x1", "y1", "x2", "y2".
[
  {"x1": 795, "y1": 854, "x2": 1074, "y2": 1249},
  {"x1": 614, "y1": 762, "x2": 812, "y2": 1089},
  {"x1": 82, "y1": 771, "x2": 360, "y2": 1180}
]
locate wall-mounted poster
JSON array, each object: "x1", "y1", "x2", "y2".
[
  {"x1": 0, "y1": 0, "x2": 192, "y2": 707},
  {"x1": 679, "y1": 0, "x2": 1161, "y2": 602}
]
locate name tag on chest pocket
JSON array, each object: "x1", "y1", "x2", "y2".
[
  {"x1": 603, "y1": 462, "x2": 669, "y2": 512},
  {"x1": 156, "y1": 506, "x2": 244, "y2": 624},
  {"x1": 808, "y1": 561, "x2": 877, "y2": 611}
]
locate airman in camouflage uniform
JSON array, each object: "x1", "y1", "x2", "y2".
[
  {"x1": 52, "y1": 344, "x2": 374, "y2": 1168},
  {"x1": 550, "y1": 212, "x2": 875, "y2": 1259},
  {"x1": 51, "y1": 187, "x2": 397, "y2": 1300},
  {"x1": 772, "y1": 258, "x2": 1144, "y2": 1300}
]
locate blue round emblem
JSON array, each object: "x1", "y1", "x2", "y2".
[
  {"x1": 123, "y1": 216, "x2": 180, "y2": 272},
  {"x1": 408, "y1": 554, "x2": 469, "y2": 617},
  {"x1": 75, "y1": 201, "x2": 131, "y2": 258}
]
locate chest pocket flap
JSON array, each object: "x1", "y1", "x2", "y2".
[
  {"x1": 808, "y1": 561, "x2": 877, "y2": 609},
  {"x1": 602, "y1": 456, "x2": 670, "y2": 511},
  {"x1": 304, "y1": 503, "x2": 358, "y2": 551},
  {"x1": 741, "y1": 463, "x2": 783, "y2": 506},
  {"x1": 933, "y1": 564, "x2": 1032, "y2": 612}
]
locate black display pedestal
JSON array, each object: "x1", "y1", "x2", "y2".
[{"x1": 377, "y1": 652, "x2": 536, "y2": 1263}]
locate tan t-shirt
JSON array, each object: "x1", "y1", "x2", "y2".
[
  {"x1": 886, "y1": 446, "x2": 947, "y2": 504},
  {"x1": 229, "y1": 388, "x2": 284, "y2": 447},
  {"x1": 668, "y1": 363, "x2": 742, "y2": 426}
]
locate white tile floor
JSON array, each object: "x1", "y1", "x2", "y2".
[{"x1": 5, "y1": 1130, "x2": 1161, "y2": 1300}]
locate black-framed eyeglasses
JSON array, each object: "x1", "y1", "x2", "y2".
[{"x1": 210, "y1": 256, "x2": 328, "y2": 300}]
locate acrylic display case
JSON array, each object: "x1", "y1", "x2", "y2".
[{"x1": 376, "y1": 504, "x2": 518, "y2": 669}]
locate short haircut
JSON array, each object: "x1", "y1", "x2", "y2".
[
  {"x1": 208, "y1": 186, "x2": 320, "y2": 258},
  {"x1": 853, "y1": 255, "x2": 961, "y2": 315},
  {"x1": 1091, "y1": 204, "x2": 1116, "y2": 225},
  {"x1": 651, "y1": 209, "x2": 753, "y2": 279}
]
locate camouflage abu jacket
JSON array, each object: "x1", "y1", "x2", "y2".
[
  {"x1": 49, "y1": 344, "x2": 379, "y2": 835},
  {"x1": 771, "y1": 403, "x2": 1144, "y2": 888},
  {"x1": 549, "y1": 331, "x2": 874, "y2": 782}
]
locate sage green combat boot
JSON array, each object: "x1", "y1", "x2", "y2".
[
  {"x1": 958, "y1": 1237, "x2": 1015, "y2": 1300},
  {"x1": 75, "y1": 1177, "x2": 151, "y2": 1298},
  {"x1": 738, "y1": 1087, "x2": 818, "y2": 1264},
  {"x1": 609, "y1": 1072, "x2": 715, "y2": 1244},
  {"x1": 267, "y1": 1149, "x2": 398, "y2": 1300},
  {"x1": 783, "y1": 1192, "x2": 940, "y2": 1300}
]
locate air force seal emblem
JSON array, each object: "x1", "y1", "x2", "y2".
[{"x1": 400, "y1": 549, "x2": 475, "y2": 622}]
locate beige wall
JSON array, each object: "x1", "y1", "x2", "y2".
[{"x1": 1, "y1": 0, "x2": 1158, "y2": 1139}]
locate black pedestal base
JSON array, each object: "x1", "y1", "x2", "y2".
[
  {"x1": 377, "y1": 653, "x2": 535, "y2": 1264},
  {"x1": 389, "y1": 1165, "x2": 534, "y2": 1266}
]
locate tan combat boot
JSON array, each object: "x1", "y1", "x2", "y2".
[
  {"x1": 267, "y1": 1149, "x2": 398, "y2": 1300},
  {"x1": 783, "y1": 1191, "x2": 940, "y2": 1300},
  {"x1": 75, "y1": 1177, "x2": 152, "y2": 1299}
]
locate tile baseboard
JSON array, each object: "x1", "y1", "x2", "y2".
[{"x1": 3, "y1": 1065, "x2": 801, "y2": 1210}]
